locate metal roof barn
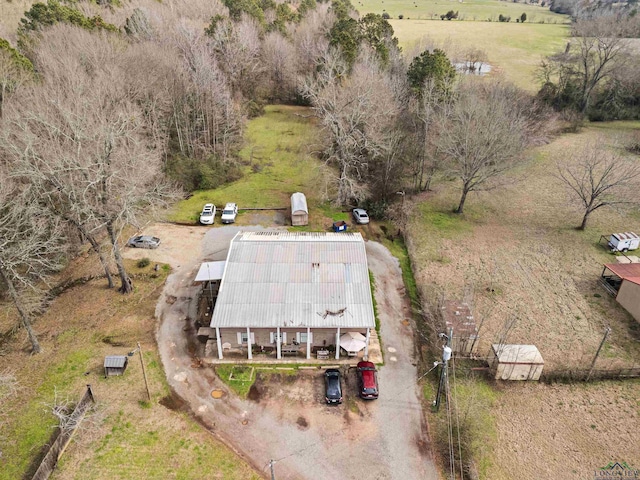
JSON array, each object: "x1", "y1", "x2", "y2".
[
  {"x1": 290, "y1": 192, "x2": 309, "y2": 226},
  {"x1": 210, "y1": 231, "x2": 376, "y2": 329}
]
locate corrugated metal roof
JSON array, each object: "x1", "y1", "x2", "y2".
[
  {"x1": 194, "y1": 261, "x2": 226, "y2": 282},
  {"x1": 290, "y1": 192, "x2": 308, "y2": 214},
  {"x1": 612, "y1": 232, "x2": 639, "y2": 241},
  {"x1": 104, "y1": 356, "x2": 127, "y2": 368},
  {"x1": 211, "y1": 231, "x2": 375, "y2": 329},
  {"x1": 604, "y1": 263, "x2": 640, "y2": 285},
  {"x1": 491, "y1": 345, "x2": 544, "y2": 364}
]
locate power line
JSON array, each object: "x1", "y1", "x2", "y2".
[
  {"x1": 451, "y1": 351, "x2": 464, "y2": 480},
  {"x1": 444, "y1": 371, "x2": 455, "y2": 480}
]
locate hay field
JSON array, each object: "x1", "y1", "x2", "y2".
[
  {"x1": 357, "y1": 0, "x2": 569, "y2": 23},
  {"x1": 391, "y1": 20, "x2": 569, "y2": 90}
]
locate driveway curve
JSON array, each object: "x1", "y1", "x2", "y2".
[{"x1": 133, "y1": 224, "x2": 438, "y2": 480}]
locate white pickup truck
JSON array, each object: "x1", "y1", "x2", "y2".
[{"x1": 220, "y1": 203, "x2": 238, "y2": 224}]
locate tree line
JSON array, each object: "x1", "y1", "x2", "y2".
[{"x1": 1, "y1": 0, "x2": 639, "y2": 354}]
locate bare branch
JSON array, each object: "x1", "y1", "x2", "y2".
[{"x1": 556, "y1": 138, "x2": 640, "y2": 229}]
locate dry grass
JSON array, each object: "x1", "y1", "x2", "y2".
[
  {"x1": 410, "y1": 124, "x2": 640, "y2": 478},
  {"x1": 408, "y1": 125, "x2": 640, "y2": 371},
  {"x1": 0, "y1": 0, "x2": 35, "y2": 40},
  {"x1": 489, "y1": 380, "x2": 640, "y2": 479},
  {"x1": 0, "y1": 255, "x2": 259, "y2": 480}
]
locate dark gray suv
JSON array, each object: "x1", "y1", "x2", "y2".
[{"x1": 324, "y1": 369, "x2": 342, "y2": 404}]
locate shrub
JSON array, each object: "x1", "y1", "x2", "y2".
[
  {"x1": 165, "y1": 153, "x2": 242, "y2": 192},
  {"x1": 19, "y1": 0, "x2": 119, "y2": 34},
  {"x1": 381, "y1": 11, "x2": 390, "y2": 19},
  {"x1": 362, "y1": 199, "x2": 388, "y2": 220},
  {"x1": 520, "y1": 12, "x2": 527, "y2": 22},
  {"x1": 398, "y1": 14, "x2": 404, "y2": 19},
  {"x1": 137, "y1": 258, "x2": 151, "y2": 268}
]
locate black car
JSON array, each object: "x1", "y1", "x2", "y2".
[{"x1": 324, "y1": 369, "x2": 342, "y2": 404}]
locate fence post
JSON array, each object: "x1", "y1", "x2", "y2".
[{"x1": 587, "y1": 327, "x2": 611, "y2": 382}]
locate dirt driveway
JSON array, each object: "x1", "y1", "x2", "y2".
[{"x1": 126, "y1": 224, "x2": 438, "y2": 480}]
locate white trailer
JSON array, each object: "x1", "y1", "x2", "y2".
[{"x1": 608, "y1": 232, "x2": 640, "y2": 252}]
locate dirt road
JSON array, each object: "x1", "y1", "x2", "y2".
[{"x1": 131, "y1": 224, "x2": 438, "y2": 480}]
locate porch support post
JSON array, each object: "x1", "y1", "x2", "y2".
[
  {"x1": 247, "y1": 327, "x2": 252, "y2": 360},
  {"x1": 306, "y1": 327, "x2": 311, "y2": 360},
  {"x1": 216, "y1": 327, "x2": 223, "y2": 360},
  {"x1": 335, "y1": 327, "x2": 341, "y2": 360},
  {"x1": 364, "y1": 328, "x2": 370, "y2": 359},
  {"x1": 276, "y1": 327, "x2": 281, "y2": 360}
]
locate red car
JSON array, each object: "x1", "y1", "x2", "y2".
[{"x1": 356, "y1": 361, "x2": 379, "y2": 399}]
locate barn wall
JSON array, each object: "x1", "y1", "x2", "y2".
[{"x1": 616, "y1": 281, "x2": 640, "y2": 322}]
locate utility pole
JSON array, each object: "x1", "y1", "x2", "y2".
[
  {"x1": 269, "y1": 459, "x2": 276, "y2": 480},
  {"x1": 138, "y1": 342, "x2": 151, "y2": 401},
  {"x1": 587, "y1": 327, "x2": 611, "y2": 381},
  {"x1": 434, "y1": 328, "x2": 453, "y2": 412}
]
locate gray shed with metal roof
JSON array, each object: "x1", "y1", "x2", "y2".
[
  {"x1": 210, "y1": 231, "x2": 375, "y2": 360},
  {"x1": 290, "y1": 192, "x2": 308, "y2": 226},
  {"x1": 104, "y1": 355, "x2": 128, "y2": 377}
]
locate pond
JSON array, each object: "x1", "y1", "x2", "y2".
[{"x1": 454, "y1": 61, "x2": 493, "y2": 76}]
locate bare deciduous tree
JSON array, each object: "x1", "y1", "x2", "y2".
[
  {"x1": 209, "y1": 17, "x2": 263, "y2": 99},
  {"x1": 262, "y1": 31, "x2": 297, "y2": 102},
  {"x1": 556, "y1": 139, "x2": 640, "y2": 230},
  {"x1": 3, "y1": 27, "x2": 177, "y2": 294},
  {"x1": 436, "y1": 81, "x2": 529, "y2": 214},
  {"x1": 0, "y1": 173, "x2": 65, "y2": 353},
  {"x1": 0, "y1": 47, "x2": 32, "y2": 118},
  {"x1": 407, "y1": 78, "x2": 453, "y2": 192},
  {"x1": 303, "y1": 49, "x2": 402, "y2": 204},
  {"x1": 542, "y1": 15, "x2": 629, "y2": 114}
]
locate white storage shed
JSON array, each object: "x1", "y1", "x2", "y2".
[
  {"x1": 489, "y1": 344, "x2": 544, "y2": 381},
  {"x1": 290, "y1": 192, "x2": 308, "y2": 226}
]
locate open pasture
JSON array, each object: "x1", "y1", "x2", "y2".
[
  {"x1": 407, "y1": 125, "x2": 640, "y2": 370},
  {"x1": 356, "y1": 0, "x2": 569, "y2": 23},
  {"x1": 392, "y1": 20, "x2": 569, "y2": 90}
]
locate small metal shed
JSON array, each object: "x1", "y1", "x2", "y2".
[
  {"x1": 290, "y1": 192, "x2": 308, "y2": 226},
  {"x1": 489, "y1": 344, "x2": 544, "y2": 381},
  {"x1": 104, "y1": 355, "x2": 128, "y2": 378}
]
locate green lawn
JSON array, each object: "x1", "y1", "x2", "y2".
[
  {"x1": 357, "y1": 0, "x2": 569, "y2": 23},
  {"x1": 389, "y1": 20, "x2": 569, "y2": 90},
  {"x1": 169, "y1": 105, "x2": 344, "y2": 226},
  {"x1": 0, "y1": 268, "x2": 259, "y2": 480}
]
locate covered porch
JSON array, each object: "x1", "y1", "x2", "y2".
[{"x1": 205, "y1": 326, "x2": 382, "y2": 364}]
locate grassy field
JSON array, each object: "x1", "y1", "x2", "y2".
[
  {"x1": 357, "y1": 0, "x2": 569, "y2": 23},
  {"x1": 391, "y1": 20, "x2": 569, "y2": 90},
  {"x1": 406, "y1": 123, "x2": 640, "y2": 478},
  {"x1": 0, "y1": 0, "x2": 34, "y2": 39},
  {"x1": 0, "y1": 258, "x2": 259, "y2": 480},
  {"x1": 169, "y1": 105, "x2": 348, "y2": 229}
]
